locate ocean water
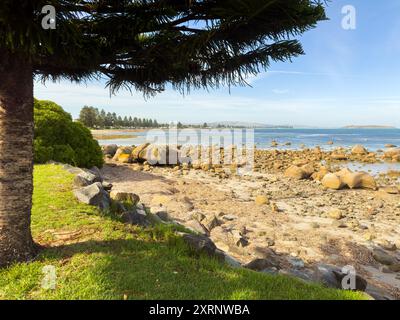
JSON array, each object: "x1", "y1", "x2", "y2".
[{"x1": 97, "y1": 128, "x2": 400, "y2": 151}]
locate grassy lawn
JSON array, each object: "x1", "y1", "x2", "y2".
[{"x1": 0, "y1": 164, "x2": 366, "y2": 300}]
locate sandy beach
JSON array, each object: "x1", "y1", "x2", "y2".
[{"x1": 100, "y1": 145, "x2": 400, "y2": 299}]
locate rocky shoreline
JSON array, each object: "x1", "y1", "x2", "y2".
[{"x1": 71, "y1": 143, "x2": 400, "y2": 299}]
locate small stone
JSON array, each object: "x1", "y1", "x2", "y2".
[
  {"x1": 351, "y1": 145, "x2": 368, "y2": 155},
  {"x1": 372, "y1": 248, "x2": 397, "y2": 265},
  {"x1": 124, "y1": 210, "x2": 151, "y2": 227},
  {"x1": 285, "y1": 165, "x2": 308, "y2": 180},
  {"x1": 182, "y1": 233, "x2": 217, "y2": 257},
  {"x1": 328, "y1": 208, "x2": 343, "y2": 220},
  {"x1": 222, "y1": 214, "x2": 237, "y2": 221},
  {"x1": 380, "y1": 187, "x2": 399, "y2": 195},
  {"x1": 364, "y1": 232, "x2": 377, "y2": 241},
  {"x1": 378, "y1": 240, "x2": 397, "y2": 251},
  {"x1": 244, "y1": 258, "x2": 278, "y2": 271},
  {"x1": 110, "y1": 191, "x2": 140, "y2": 205},
  {"x1": 388, "y1": 264, "x2": 400, "y2": 272},
  {"x1": 255, "y1": 195, "x2": 269, "y2": 206},
  {"x1": 379, "y1": 266, "x2": 393, "y2": 274},
  {"x1": 202, "y1": 215, "x2": 221, "y2": 232},
  {"x1": 311, "y1": 222, "x2": 320, "y2": 229},
  {"x1": 288, "y1": 257, "x2": 305, "y2": 269},
  {"x1": 270, "y1": 203, "x2": 279, "y2": 212},
  {"x1": 266, "y1": 238, "x2": 275, "y2": 247}
]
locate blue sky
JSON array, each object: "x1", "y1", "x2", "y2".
[{"x1": 34, "y1": 1, "x2": 400, "y2": 127}]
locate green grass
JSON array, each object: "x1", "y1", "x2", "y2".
[{"x1": 0, "y1": 164, "x2": 367, "y2": 300}]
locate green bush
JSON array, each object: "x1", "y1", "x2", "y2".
[{"x1": 34, "y1": 99, "x2": 104, "y2": 168}]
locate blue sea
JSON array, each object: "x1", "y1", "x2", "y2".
[{"x1": 98, "y1": 128, "x2": 400, "y2": 151}]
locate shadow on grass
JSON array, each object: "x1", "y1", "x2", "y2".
[{"x1": 35, "y1": 236, "x2": 364, "y2": 300}]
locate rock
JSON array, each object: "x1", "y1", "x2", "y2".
[
  {"x1": 88, "y1": 166, "x2": 104, "y2": 182},
  {"x1": 378, "y1": 240, "x2": 397, "y2": 251},
  {"x1": 359, "y1": 173, "x2": 377, "y2": 190},
  {"x1": 62, "y1": 164, "x2": 86, "y2": 175},
  {"x1": 385, "y1": 144, "x2": 397, "y2": 148},
  {"x1": 339, "y1": 171, "x2": 363, "y2": 189},
  {"x1": 332, "y1": 220, "x2": 347, "y2": 228},
  {"x1": 149, "y1": 205, "x2": 169, "y2": 221},
  {"x1": 301, "y1": 163, "x2": 315, "y2": 177},
  {"x1": 330, "y1": 153, "x2": 348, "y2": 160},
  {"x1": 380, "y1": 186, "x2": 399, "y2": 194},
  {"x1": 372, "y1": 248, "x2": 397, "y2": 265},
  {"x1": 102, "y1": 144, "x2": 118, "y2": 156},
  {"x1": 364, "y1": 232, "x2": 376, "y2": 241},
  {"x1": 112, "y1": 147, "x2": 133, "y2": 162},
  {"x1": 328, "y1": 209, "x2": 343, "y2": 220},
  {"x1": 73, "y1": 182, "x2": 110, "y2": 210},
  {"x1": 100, "y1": 180, "x2": 112, "y2": 191},
  {"x1": 222, "y1": 253, "x2": 242, "y2": 268},
  {"x1": 155, "y1": 210, "x2": 170, "y2": 222},
  {"x1": 313, "y1": 264, "x2": 368, "y2": 291},
  {"x1": 322, "y1": 173, "x2": 344, "y2": 190},
  {"x1": 131, "y1": 143, "x2": 151, "y2": 161},
  {"x1": 312, "y1": 167, "x2": 329, "y2": 181},
  {"x1": 327, "y1": 141, "x2": 334, "y2": 145},
  {"x1": 73, "y1": 171, "x2": 97, "y2": 187},
  {"x1": 384, "y1": 148, "x2": 400, "y2": 159},
  {"x1": 270, "y1": 203, "x2": 279, "y2": 212},
  {"x1": 185, "y1": 220, "x2": 209, "y2": 236},
  {"x1": 244, "y1": 258, "x2": 278, "y2": 271},
  {"x1": 222, "y1": 214, "x2": 237, "y2": 221},
  {"x1": 202, "y1": 215, "x2": 221, "y2": 232},
  {"x1": 311, "y1": 222, "x2": 320, "y2": 229},
  {"x1": 255, "y1": 195, "x2": 269, "y2": 206},
  {"x1": 285, "y1": 165, "x2": 307, "y2": 180},
  {"x1": 110, "y1": 191, "x2": 140, "y2": 205},
  {"x1": 230, "y1": 230, "x2": 249, "y2": 247},
  {"x1": 388, "y1": 264, "x2": 400, "y2": 272},
  {"x1": 266, "y1": 238, "x2": 275, "y2": 246},
  {"x1": 121, "y1": 209, "x2": 150, "y2": 227},
  {"x1": 288, "y1": 257, "x2": 305, "y2": 269},
  {"x1": 292, "y1": 159, "x2": 309, "y2": 166},
  {"x1": 182, "y1": 233, "x2": 217, "y2": 257},
  {"x1": 143, "y1": 145, "x2": 169, "y2": 165},
  {"x1": 379, "y1": 266, "x2": 393, "y2": 274},
  {"x1": 351, "y1": 145, "x2": 368, "y2": 155}
]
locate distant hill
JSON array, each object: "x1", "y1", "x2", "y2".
[
  {"x1": 207, "y1": 121, "x2": 292, "y2": 128},
  {"x1": 343, "y1": 125, "x2": 397, "y2": 129}
]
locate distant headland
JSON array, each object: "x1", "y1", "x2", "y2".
[{"x1": 342, "y1": 125, "x2": 397, "y2": 129}]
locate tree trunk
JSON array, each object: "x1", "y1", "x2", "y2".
[{"x1": 0, "y1": 50, "x2": 36, "y2": 267}]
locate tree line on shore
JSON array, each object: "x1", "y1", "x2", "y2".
[{"x1": 78, "y1": 106, "x2": 165, "y2": 129}]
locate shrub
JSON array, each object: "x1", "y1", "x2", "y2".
[{"x1": 34, "y1": 99, "x2": 104, "y2": 168}]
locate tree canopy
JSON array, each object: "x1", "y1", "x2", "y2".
[
  {"x1": 1, "y1": 0, "x2": 326, "y2": 95},
  {"x1": 34, "y1": 99, "x2": 104, "y2": 168},
  {"x1": 78, "y1": 106, "x2": 162, "y2": 128}
]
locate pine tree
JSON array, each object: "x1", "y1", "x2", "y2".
[
  {"x1": 0, "y1": 0, "x2": 325, "y2": 266},
  {"x1": 128, "y1": 116, "x2": 133, "y2": 128}
]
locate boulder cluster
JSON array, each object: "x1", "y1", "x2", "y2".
[
  {"x1": 64, "y1": 162, "x2": 244, "y2": 269},
  {"x1": 67, "y1": 165, "x2": 151, "y2": 227},
  {"x1": 103, "y1": 143, "x2": 249, "y2": 167},
  {"x1": 284, "y1": 164, "x2": 377, "y2": 191}
]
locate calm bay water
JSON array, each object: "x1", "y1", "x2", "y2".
[{"x1": 98, "y1": 128, "x2": 400, "y2": 151}]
